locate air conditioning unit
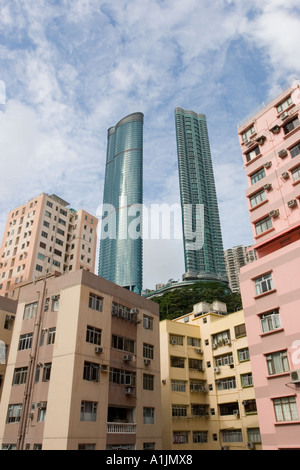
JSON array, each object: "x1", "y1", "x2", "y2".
[
  {"x1": 36, "y1": 401, "x2": 47, "y2": 408},
  {"x1": 248, "y1": 442, "x2": 255, "y2": 450},
  {"x1": 51, "y1": 295, "x2": 59, "y2": 301},
  {"x1": 270, "y1": 125, "x2": 281, "y2": 134},
  {"x1": 214, "y1": 367, "x2": 220, "y2": 374},
  {"x1": 123, "y1": 355, "x2": 132, "y2": 362},
  {"x1": 278, "y1": 149, "x2": 288, "y2": 158},
  {"x1": 212, "y1": 343, "x2": 218, "y2": 349},
  {"x1": 170, "y1": 340, "x2": 177, "y2": 345},
  {"x1": 264, "y1": 161, "x2": 272, "y2": 169},
  {"x1": 256, "y1": 135, "x2": 266, "y2": 144},
  {"x1": 280, "y1": 112, "x2": 289, "y2": 120},
  {"x1": 224, "y1": 338, "x2": 231, "y2": 345},
  {"x1": 95, "y1": 347, "x2": 103, "y2": 354},
  {"x1": 125, "y1": 387, "x2": 135, "y2": 395},
  {"x1": 264, "y1": 183, "x2": 273, "y2": 191},
  {"x1": 233, "y1": 409, "x2": 240, "y2": 416},
  {"x1": 100, "y1": 365, "x2": 109, "y2": 372},
  {"x1": 130, "y1": 308, "x2": 139, "y2": 314},
  {"x1": 221, "y1": 446, "x2": 229, "y2": 451},
  {"x1": 290, "y1": 370, "x2": 300, "y2": 383},
  {"x1": 144, "y1": 359, "x2": 151, "y2": 365},
  {"x1": 270, "y1": 209, "x2": 280, "y2": 218},
  {"x1": 195, "y1": 348, "x2": 203, "y2": 354},
  {"x1": 288, "y1": 199, "x2": 297, "y2": 208},
  {"x1": 281, "y1": 172, "x2": 289, "y2": 180}
]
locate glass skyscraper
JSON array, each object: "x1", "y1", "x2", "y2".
[
  {"x1": 174, "y1": 107, "x2": 227, "y2": 284},
  {"x1": 98, "y1": 112, "x2": 143, "y2": 294}
]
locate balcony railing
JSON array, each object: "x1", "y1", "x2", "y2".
[{"x1": 107, "y1": 422, "x2": 136, "y2": 434}]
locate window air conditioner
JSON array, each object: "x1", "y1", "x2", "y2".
[
  {"x1": 270, "y1": 209, "x2": 280, "y2": 218},
  {"x1": 288, "y1": 199, "x2": 297, "y2": 208},
  {"x1": 264, "y1": 161, "x2": 272, "y2": 169},
  {"x1": 144, "y1": 359, "x2": 151, "y2": 365},
  {"x1": 212, "y1": 343, "x2": 218, "y2": 349},
  {"x1": 195, "y1": 348, "x2": 203, "y2": 354},
  {"x1": 95, "y1": 347, "x2": 103, "y2": 354},
  {"x1": 130, "y1": 308, "x2": 139, "y2": 314},
  {"x1": 270, "y1": 125, "x2": 281, "y2": 134},
  {"x1": 281, "y1": 172, "x2": 289, "y2": 180},
  {"x1": 264, "y1": 183, "x2": 273, "y2": 191},
  {"x1": 248, "y1": 442, "x2": 255, "y2": 450},
  {"x1": 278, "y1": 149, "x2": 288, "y2": 158},
  {"x1": 290, "y1": 370, "x2": 300, "y2": 383},
  {"x1": 214, "y1": 367, "x2": 220, "y2": 374},
  {"x1": 100, "y1": 365, "x2": 108, "y2": 372},
  {"x1": 123, "y1": 355, "x2": 132, "y2": 362},
  {"x1": 125, "y1": 387, "x2": 135, "y2": 395},
  {"x1": 280, "y1": 112, "x2": 289, "y2": 120}
]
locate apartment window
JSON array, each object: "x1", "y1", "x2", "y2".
[
  {"x1": 260, "y1": 309, "x2": 281, "y2": 333},
  {"x1": 283, "y1": 117, "x2": 300, "y2": 135},
  {"x1": 6, "y1": 404, "x2": 22, "y2": 423},
  {"x1": 13, "y1": 367, "x2": 28, "y2": 385},
  {"x1": 246, "y1": 145, "x2": 260, "y2": 163},
  {"x1": 143, "y1": 343, "x2": 154, "y2": 360},
  {"x1": 42, "y1": 363, "x2": 52, "y2": 382},
  {"x1": 58, "y1": 218, "x2": 66, "y2": 226},
  {"x1": 222, "y1": 429, "x2": 243, "y2": 443},
  {"x1": 212, "y1": 330, "x2": 230, "y2": 346},
  {"x1": 243, "y1": 399, "x2": 257, "y2": 414},
  {"x1": 83, "y1": 362, "x2": 100, "y2": 382},
  {"x1": 45, "y1": 210, "x2": 51, "y2": 218},
  {"x1": 57, "y1": 228, "x2": 65, "y2": 236},
  {"x1": 173, "y1": 431, "x2": 189, "y2": 445},
  {"x1": 254, "y1": 272, "x2": 274, "y2": 295},
  {"x1": 80, "y1": 401, "x2": 98, "y2": 422},
  {"x1": 112, "y1": 335, "x2": 135, "y2": 354},
  {"x1": 266, "y1": 350, "x2": 289, "y2": 375},
  {"x1": 215, "y1": 353, "x2": 233, "y2": 367},
  {"x1": 43, "y1": 221, "x2": 50, "y2": 228},
  {"x1": 187, "y1": 337, "x2": 201, "y2": 347},
  {"x1": 242, "y1": 125, "x2": 255, "y2": 142},
  {"x1": 78, "y1": 444, "x2": 96, "y2": 450},
  {"x1": 143, "y1": 314, "x2": 153, "y2": 330},
  {"x1": 172, "y1": 405, "x2": 188, "y2": 417},
  {"x1": 171, "y1": 380, "x2": 186, "y2": 392},
  {"x1": 255, "y1": 216, "x2": 272, "y2": 236},
  {"x1": 235, "y1": 323, "x2": 246, "y2": 338},
  {"x1": 37, "y1": 405, "x2": 47, "y2": 422},
  {"x1": 109, "y1": 368, "x2": 136, "y2": 386},
  {"x1": 250, "y1": 189, "x2": 266, "y2": 208},
  {"x1": 241, "y1": 373, "x2": 253, "y2": 387},
  {"x1": 219, "y1": 403, "x2": 239, "y2": 416},
  {"x1": 290, "y1": 142, "x2": 300, "y2": 159},
  {"x1": 273, "y1": 396, "x2": 299, "y2": 422},
  {"x1": 41, "y1": 231, "x2": 48, "y2": 239},
  {"x1": 292, "y1": 166, "x2": 300, "y2": 182},
  {"x1": 216, "y1": 377, "x2": 236, "y2": 391},
  {"x1": 170, "y1": 334, "x2": 184, "y2": 345},
  {"x1": 18, "y1": 333, "x2": 33, "y2": 351},
  {"x1": 143, "y1": 374, "x2": 154, "y2": 391},
  {"x1": 86, "y1": 326, "x2": 102, "y2": 346},
  {"x1": 143, "y1": 407, "x2": 155, "y2": 424},
  {"x1": 238, "y1": 348, "x2": 250, "y2": 362},
  {"x1": 170, "y1": 356, "x2": 185, "y2": 368},
  {"x1": 36, "y1": 264, "x2": 43, "y2": 272},
  {"x1": 247, "y1": 428, "x2": 261, "y2": 444},
  {"x1": 89, "y1": 293, "x2": 103, "y2": 312},
  {"x1": 47, "y1": 327, "x2": 56, "y2": 345},
  {"x1": 277, "y1": 96, "x2": 293, "y2": 113},
  {"x1": 188, "y1": 358, "x2": 202, "y2": 370},
  {"x1": 193, "y1": 431, "x2": 208, "y2": 444},
  {"x1": 23, "y1": 302, "x2": 38, "y2": 319},
  {"x1": 143, "y1": 443, "x2": 155, "y2": 450}
]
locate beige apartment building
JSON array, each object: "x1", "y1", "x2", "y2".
[
  {"x1": 0, "y1": 269, "x2": 162, "y2": 450},
  {"x1": 0, "y1": 193, "x2": 98, "y2": 298},
  {"x1": 0, "y1": 297, "x2": 17, "y2": 402},
  {"x1": 160, "y1": 301, "x2": 261, "y2": 450}
]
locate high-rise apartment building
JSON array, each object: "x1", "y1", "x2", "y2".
[
  {"x1": 0, "y1": 297, "x2": 17, "y2": 401},
  {"x1": 224, "y1": 245, "x2": 257, "y2": 293},
  {"x1": 99, "y1": 113, "x2": 143, "y2": 295},
  {"x1": 0, "y1": 193, "x2": 98, "y2": 297},
  {"x1": 174, "y1": 108, "x2": 228, "y2": 284},
  {"x1": 0, "y1": 269, "x2": 162, "y2": 450},
  {"x1": 160, "y1": 302, "x2": 261, "y2": 450},
  {"x1": 238, "y1": 80, "x2": 300, "y2": 449}
]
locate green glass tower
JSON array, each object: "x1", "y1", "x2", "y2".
[
  {"x1": 175, "y1": 107, "x2": 228, "y2": 283},
  {"x1": 98, "y1": 112, "x2": 143, "y2": 294}
]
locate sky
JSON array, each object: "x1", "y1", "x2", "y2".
[{"x1": 0, "y1": 0, "x2": 300, "y2": 290}]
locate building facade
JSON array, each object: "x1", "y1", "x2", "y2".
[
  {"x1": 174, "y1": 107, "x2": 228, "y2": 284},
  {"x1": 0, "y1": 269, "x2": 162, "y2": 450},
  {"x1": 0, "y1": 297, "x2": 17, "y2": 402},
  {"x1": 0, "y1": 193, "x2": 98, "y2": 298},
  {"x1": 160, "y1": 302, "x2": 261, "y2": 450},
  {"x1": 99, "y1": 113, "x2": 144, "y2": 295},
  {"x1": 224, "y1": 245, "x2": 257, "y2": 293},
  {"x1": 238, "y1": 80, "x2": 300, "y2": 449}
]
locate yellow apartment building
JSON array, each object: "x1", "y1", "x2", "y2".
[
  {"x1": 0, "y1": 297, "x2": 17, "y2": 402},
  {"x1": 160, "y1": 301, "x2": 262, "y2": 451},
  {"x1": 0, "y1": 269, "x2": 162, "y2": 450},
  {"x1": 0, "y1": 193, "x2": 98, "y2": 298}
]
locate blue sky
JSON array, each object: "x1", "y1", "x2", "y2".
[{"x1": 0, "y1": 0, "x2": 300, "y2": 289}]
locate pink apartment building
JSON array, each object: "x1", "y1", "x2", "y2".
[{"x1": 238, "y1": 81, "x2": 300, "y2": 450}]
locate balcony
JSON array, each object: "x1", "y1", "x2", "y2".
[{"x1": 107, "y1": 422, "x2": 136, "y2": 434}]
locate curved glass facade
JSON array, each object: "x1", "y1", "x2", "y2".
[
  {"x1": 99, "y1": 113, "x2": 143, "y2": 294},
  {"x1": 175, "y1": 107, "x2": 228, "y2": 283}
]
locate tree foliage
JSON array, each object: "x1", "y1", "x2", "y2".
[{"x1": 151, "y1": 281, "x2": 242, "y2": 321}]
